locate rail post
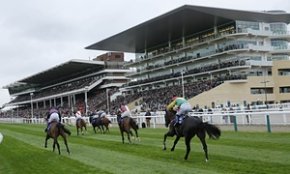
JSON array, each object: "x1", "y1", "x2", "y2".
[
  {"x1": 266, "y1": 114, "x2": 271, "y2": 133},
  {"x1": 233, "y1": 115, "x2": 238, "y2": 132}
]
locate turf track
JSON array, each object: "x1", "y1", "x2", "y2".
[{"x1": 0, "y1": 123, "x2": 289, "y2": 174}]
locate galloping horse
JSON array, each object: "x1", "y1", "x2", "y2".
[
  {"x1": 163, "y1": 109, "x2": 221, "y2": 161},
  {"x1": 44, "y1": 120, "x2": 71, "y2": 155},
  {"x1": 117, "y1": 114, "x2": 139, "y2": 144},
  {"x1": 89, "y1": 116, "x2": 111, "y2": 134},
  {"x1": 76, "y1": 118, "x2": 87, "y2": 135}
]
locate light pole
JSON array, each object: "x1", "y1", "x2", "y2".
[
  {"x1": 84, "y1": 86, "x2": 89, "y2": 116},
  {"x1": 261, "y1": 79, "x2": 269, "y2": 109},
  {"x1": 181, "y1": 71, "x2": 185, "y2": 98},
  {"x1": 106, "y1": 88, "x2": 110, "y2": 113},
  {"x1": 30, "y1": 93, "x2": 34, "y2": 118},
  {"x1": 261, "y1": 67, "x2": 270, "y2": 109}
]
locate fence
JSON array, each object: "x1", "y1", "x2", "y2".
[{"x1": 1, "y1": 110, "x2": 290, "y2": 132}]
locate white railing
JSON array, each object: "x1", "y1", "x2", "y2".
[{"x1": 1, "y1": 110, "x2": 290, "y2": 127}]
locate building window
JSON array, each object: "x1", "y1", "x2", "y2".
[
  {"x1": 278, "y1": 69, "x2": 290, "y2": 76},
  {"x1": 251, "y1": 87, "x2": 273, "y2": 94},
  {"x1": 280, "y1": 86, "x2": 290, "y2": 93}
]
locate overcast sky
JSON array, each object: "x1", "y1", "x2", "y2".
[{"x1": 0, "y1": 0, "x2": 290, "y2": 107}]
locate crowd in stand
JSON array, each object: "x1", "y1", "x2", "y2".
[
  {"x1": 9, "y1": 75, "x2": 102, "y2": 104},
  {"x1": 1, "y1": 71, "x2": 249, "y2": 119},
  {"x1": 128, "y1": 60, "x2": 246, "y2": 87}
]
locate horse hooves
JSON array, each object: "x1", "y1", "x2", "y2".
[
  {"x1": 205, "y1": 159, "x2": 208, "y2": 163},
  {"x1": 163, "y1": 147, "x2": 167, "y2": 151},
  {"x1": 170, "y1": 148, "x2": 174, "y2": 152}
]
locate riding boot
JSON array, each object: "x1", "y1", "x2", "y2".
[
  {"x1": 174, "y1": 114, "x2": 181, "y2": 136},
  {"x1": 44, "y1": 123, "x2": 50, "y2": 133},
  {"x1": 174, "y1": 114, "x2": 181, "y2": 126}
]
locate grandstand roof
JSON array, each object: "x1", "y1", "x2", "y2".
[
  {"x1": 85, "y1": 5, "x2": 290, "y2": 53},
  {"x1": 5, "y1": 59, "x2": 104, "y2": 88}
]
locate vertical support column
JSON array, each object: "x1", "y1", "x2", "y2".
[
  {"x1": 43, "y1": 100, "x2": 46, "y2": 109},
  {"x1": 61, "y1": 96, "x2": 63, "y2": 107},
  {"x1": 84, "y1": 87, "x2": 89, "y2": 116},
  {"x1": 182, "y1": 23, "x2": 185, "y2": 47},
  {"x1": 106, "y1": 88, "x2": 110, "y2": 114},
  {"x1": 30, "y1": 93, "x2": 34, "y2": 119}
]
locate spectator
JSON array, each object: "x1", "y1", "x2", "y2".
[{"x1": 145, "y1": 109, "x2": 151, "y2": 128}]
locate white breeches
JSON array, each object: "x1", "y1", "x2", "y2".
[
  {"x1": 121, "y1": 111, "x2": 131, "y2": 118},
  {"x1": 176, "y1": 102, "x2": 192, "y2": 115},
  {"x1": 49, "y1": 113, "x2": 60, "y2": 123}
]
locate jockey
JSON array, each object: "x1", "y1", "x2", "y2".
[
  {"x1": 119, "y1": 104, "x2": 131, "y2": 118},
  {"x1": 75, "y1": 110, "x2": 83, "y2": 120},
  {"x1": 96, "y1": 110, "x2": 106, "y2": 118},
  {"x1": 45, "y1": 107, "x2": 62, "y2": 132},
  {"x1": 167, "y1": 95, "x2": 192, "y2": 127},
  {"x1": 45, "y1": 107, "x2": 71, "y2": 135}
]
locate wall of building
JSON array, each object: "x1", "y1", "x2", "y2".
[
  {"x1": 188, "y1": 61, "x2": 290, "y2": 108},
  {"x1": 94, "y1": 52, "x2": 124, "y2": 62}
]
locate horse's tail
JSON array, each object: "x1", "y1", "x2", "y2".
[
  {"x1": 58, "y1": 123, "x2": 71, "y2": 136},
  {"x1": 203, "y1": 122, "x2": 221, "y2": 140},
  {"x1": 130, "y1": 117, "x2": 139, "y2": 130}
]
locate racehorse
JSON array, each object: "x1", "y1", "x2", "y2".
[
  {"x1": 117, "y1": 114, "x2": 139, "y2": 144},
  {"x1": 76, "y1": 118, "x2": 87, "y2": 136},
  {"x1": 163, "y1": 109, "x2": 221, "y2": 162},
  {"x1": 44, "y1": 120, "x2": 71, "y2": 155},
  {"x1": 89, "y1": 116, "x2": 111, "y2": 134}
]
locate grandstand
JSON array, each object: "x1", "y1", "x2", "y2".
[
  {"x1": 86, "y1": 5, "x2": 290, "y2": 110},
  {"x1": 2, "y1": 52, "x2": 131, "y2": 118}
]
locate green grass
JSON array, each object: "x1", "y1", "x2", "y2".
[{"x1": 0, "y1": 123, "x2": 290, "y2": 174}]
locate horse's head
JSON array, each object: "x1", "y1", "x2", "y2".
[{"x1": 164, "y1": 109, "x2": 176, "y2": 127}]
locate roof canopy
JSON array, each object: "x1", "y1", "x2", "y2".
[
  {"x1": 5, "y1": 60, "x2": 104, "y2": 88},
  {"x1": 85, "y1": 5, "x2": 290, "y2": 53}
]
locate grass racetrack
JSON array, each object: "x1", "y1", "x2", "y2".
[{"x1": 0, "y1": 123, "x2": 290, "y2": 174}]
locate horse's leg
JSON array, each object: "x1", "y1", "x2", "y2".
[
  {"x1": 129, "y1": 130, "x2": 135, "y2": 140},
  {"x1": 133, "y1": 128, "x2": 139, "y2": 141},
  {"x1": 163, "y1": 133, "x2": 168, "y2": 150},
  {"x1": 184, "y1": 135, "x2": 194, "y2": 160},
  {"x1": 163, "y1": 130, "x2": 175, "y2": 150},
  {"x1": 105, "y1": 124, "x2": 109, "y2": 133},
  {"x1": 101, "y1": 125, "x2": 104, "y2": 134},
  {"x1": 97, "y1": 126, "x2": 101, "y2": 133},
  {"x1": 44, "y1": 134, "x2": 49, "y2": 148},
  {"x1": 62, "y1": 134, "x2": 70, "y2": 154},
  {"x1": 93, "y1": 126, "x2": 96, "y2": 134},
  {"x1": 197, "y1": 131, "x2": 208, "y2": 162},
  {"x1": 126, "y1": 131, "x2": 131, "y2": 143},
  {"x1": 171, "y1": 136, "x2": 181, "y2": 152},
  {"x1": 77, "y1": 126, "x2": 79, "y2": 136},
  {"x1": 52, "y1": 138, "x2": 57, "y2": 153},
  {"x1": 55, "y1": 139, "x2": 61, "y2": 155},
  {"x1": 81, "y1": 127, "x2": 84, "y2": 135},
  {"x1": 120, "y1": 130, "x2": 125, "y2": 144}
]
